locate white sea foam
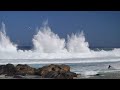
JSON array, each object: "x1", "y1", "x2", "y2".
[
  {"x1": 81, "y1": 71, "x2": 99, "y2": 76},
  {"x1": 67, "y1": 30, "x2": 90, "y2": 53},
  {"x1": 0, "y1": 22, "x2": 17, "y2": 52},
  {"x1": 0, "y1": 22, "x2": 120, "y2": 64},
  {"x1": 32, "y1": 22, "x2": 67, "y2": 53}
]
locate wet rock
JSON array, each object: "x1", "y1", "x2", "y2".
[
  {"x1": 36, "y1": 64, "x2": 77, "y2": 79},
  {"x1": 44, "y1": 72, "x2": 77, "y2": 79},
  {"x1": 44, "y1": 71, "x2": 58, "y2": 78},
  {"x1": 63, "y1": 72, "x2": 77, "y2": 79},
  {"x1": 0, "y1": 64, "x2": 16, "y2": 76},
  {"x1": 59, "y1": 64, "x2": 70, "y2": 72},
  {"x1": 36, "y1": 64, "x2": 70, "y2": 76},
  {"x1": 0, "y1": 65, "x2": 6, "y2": 74},
  {"x1": 0, "y1": 64, "x2": 77, "y2": 79},
  {"x1": 15, "y1": 64, "x2": 36, "y2": 75}
]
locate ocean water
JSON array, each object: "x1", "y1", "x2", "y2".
[
  {"x1": 10, "y1": 45, "x2": 120, "y2": 76},
  {"x1": 28, "y1": 59, "x2": 120, "y2": 77},
  {"x1": 0, "y1": 22, "x2": 120, "y2": 77}
]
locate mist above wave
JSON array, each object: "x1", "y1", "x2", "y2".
[
  {"x1": 0, "y1": 21, "x2": 90, "y2": 53},
  {"x1": 32, "y1": 22, "x2": 67, "y2": 53},
  {"x1": 0, "y1": 21, "x2": 120, "y2": 60},
  {"x1": 0, "y1": 22, "x2": 17, "y2": 52}
]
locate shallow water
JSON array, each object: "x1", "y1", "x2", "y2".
[
  {"x1": 26, "y1": 60, "x2": 120, "y2": 77},
  {"x1": 0, "y1": 60, "x2": 120, "y2": 79}
]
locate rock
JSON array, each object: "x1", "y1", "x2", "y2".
[
  {"x1": 59, "y1": 64, "x2": 70, "y2": 73},
  {"x1": 53, "y1": 72, "x2": 77, "y2": 79},
  {"x1": 44, "y1": 72, "x2": 77, "y2": 79},
  {"x1": 0, "y1": 64, "x2": 16, "y2": 76},
  {"x1": 0, "y1": 65, "x2": 6, "y2": 74},
  {"x1": 15, "y1": 72, "x2": 26, "y2": 76},
  {"x1": 65, "y1": 72, "x2": 77, "y2": 79},
  {"x1": 0, "y1": 64, "x2": 77, "y2": 79},
  {"x1": 54, "y1": 73, "x2": 66, "y2": 79},
  {"x1": 35, "y1": 64, "x2": 58, "y2": 76},
  {"x1": 73, "y1": 74, "x2": 81, "y2": 79},
  {"x1": 44, "y1": 71, "x2": 58, "y2": 78},
  {"x1": 36, "y1": 64, "x2": 70, "y2": 76},
  {"x1": 15, "y1": 64, "x2": 36, "y2": 75},
  {"x1": 5, "y1": 64, "x2": 16, "y2": 75},
  {"x1": 36, "y1": 64, "x2": 77, "y2": 79}
]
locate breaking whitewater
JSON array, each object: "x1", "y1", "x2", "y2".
[{"x1": 1, "y1": 22, "x2": 120, "y2": 77}]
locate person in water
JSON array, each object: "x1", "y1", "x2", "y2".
[
  {"x1": 108, "y1": 65, "x2": 115, "y2": 69},
  {"x1": 108, "y1": 65, "x2": 112, "y2": 69}
]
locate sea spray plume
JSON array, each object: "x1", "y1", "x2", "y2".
[
  {"x1": 32, "y1": 21, "x2": 66, "y2": 53},
  {"x1": 66, "y1": 31, "x2": 90, "y2": 53},
  {"x1": 1, "y1": 22, "x2": 6, "y2": 35},
  {"x1": 0, "y1": 22, "x2": 120, "y2": 61},
  {"x1": 32, "y1": 21, "x2": 90, "y2": 53},
  {"x1": 0, "y1": 22, "x2": 17, "y2": 52}
]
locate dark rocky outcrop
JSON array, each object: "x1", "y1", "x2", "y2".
[
  {"x1": 36, "y1": 64, "x2": 77, "y2": 79},
  {"x1": 0, "y1": 65, "x2": 6, "y2": 74},
  {"x1": 0, "y1": 64, "x2": 16, "y2": 76},
  {"x1": 44, "y1": 71, "x2": 77, "y2": 79},
  {"x1": 36, "y1": 64, "x2": 70, "y2": 76},
  {"x1": 0, "y1": 64, "x2": 77, "y2": 79},
  {"x1": 15, "y1": 64, "x2": 36, "y2": 75}
]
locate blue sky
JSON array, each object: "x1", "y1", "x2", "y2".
[{"x1": 0, "y1": 11, "x2": 120, "y2": 47}]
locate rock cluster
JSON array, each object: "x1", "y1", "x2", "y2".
[{"x1": 0, "y1": 64, "x2": 77, "y2": 79}]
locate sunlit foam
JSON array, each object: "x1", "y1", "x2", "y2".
[
  {"x1": 0, "y1": 22, "x2": 17, "y2": 52},
  {"x1": 0, "y1": 22, "x2": 120, "y2": 64},
  {"x1": 67, "y1": 31, "x2": 90, "y2": 53},
  {"x1": 32, "y1": 21, "x2": 67, "y2": 53}
]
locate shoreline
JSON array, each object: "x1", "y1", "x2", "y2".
[
  {"x1": 0, "y1": 63, "x2": 77, "y2": 79},
  {"x1": 0, "y1": 63, "x2": 120, "y2": 79},
  {"x1": 1, "y1": 72, "x2": 120, "y2": 79}
]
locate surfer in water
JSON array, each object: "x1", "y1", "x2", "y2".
[
  {"x1": 108, "y1": 65, "x2": 115, "y2": 69},
  {"x1": 108, "y1": 65, "x2": 112, "y2": 69}
]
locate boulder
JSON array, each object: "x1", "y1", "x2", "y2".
[
  {"x1": 44, "y1": 71, "x2": 58, "y2": 78},
  {"x1": 15, "y1": 64, "x2": 36, "y2": 75},
  {"x1": 43, "y1": 71, "x2": 77, "y2": 79},
  {"x1": 36, "y1": 64, "x2": 70, "y2": 76},
  {"x1": 63, "y1": 72, "x2": 77, "y2": 79},
  {"x1": 0, "y1": 64, "x2": 77, "y2": 79},
  {"x1": 0, "y1": 64, "x2": 16, "y2": 76},
  {"x1": 59, "y1": 64, "x2": 70, "y2": 73},
  {"x1": 0, "y1": 65, "x2": 6, "y2": 74},
  {"x1": 36, "y1": 64, "x2": 77, "y2": 79}
]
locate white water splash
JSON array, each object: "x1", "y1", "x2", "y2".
[
  {"x1": 67, "y1": 31, "x2": 90, "y2": 53},
  {"x1": 0, "y1": 22, "x2": 120, "y2": 64},
  {"x1": 32, "y1": 21, "x2": 67, "y2": 53},
  {"x1": 0, "y1": 22, "x2": 17, "y2": 52}
]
